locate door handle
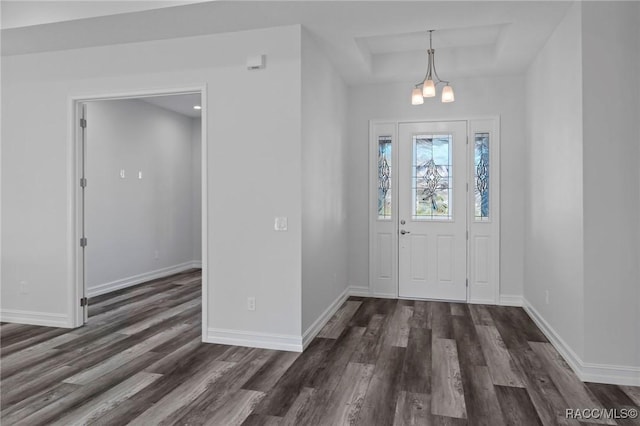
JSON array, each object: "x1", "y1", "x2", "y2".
[{"x1": 400, "y1": 230, "x2": 410, "y2": 235}]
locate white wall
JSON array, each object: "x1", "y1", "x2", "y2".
[
  {"x1": 301, "y1": 30, "x2": 349, "y2": 335},
  {"x1": 524, "y1": 2, "x2": 585, "y2": 359},
  {"x1": 638, "y1": 3, "x2": 640, "y2": 371},
  {"x1": 347, "y1": 76, "x2": 526, "y2": 299},
  {"x1": 191, "y1": 117, "x2": 202, "y2": 263},
  {"x1": 85, "y1": 99, "x2": 199, "y2": 296},
  {"x1": 525, "y1": 2, "x2": 640, "y2": 379},
  {"x1": 1, "y1": 25, "x2": 303, "y2": 341},
  {"x1": 581, "y1": 1, "x2": 640, "y2": 368}
]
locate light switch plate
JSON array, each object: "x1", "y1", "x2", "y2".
[{"x1": 274, "y1": 216, "x2": 288, "y2": 231}]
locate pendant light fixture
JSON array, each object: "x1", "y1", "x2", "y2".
[{"x1": 411, "y1": 30, "x2": 455, "y2": 104}]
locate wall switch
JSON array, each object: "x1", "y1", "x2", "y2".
[
  {"x1": 19, "y1": 280, "x2": 28, "y2": 294},
  {"x1": 120, "y1": 169, "x2": 126, "y2": 179},
  {"x1": 138, "y1": 171, "x2": 143, "y2": 179},
  {"x1": 247, "y1": 297, "x2": 256, "y2": 311},
  {"x1": 274, "y1": 216, "x2": 288, "y2": 231},
  {"x1": 545, "y1": 290, "x2": 549, "y2": 305}
]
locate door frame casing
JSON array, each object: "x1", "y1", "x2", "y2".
[
  {"x1": 68, "y1": 85, "x2": 209, "y2": 341},
  {"x1": 368, "y1": 116, "x2": 501, "y2": 303}
]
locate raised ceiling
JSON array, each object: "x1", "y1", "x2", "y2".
[
  {"x1": 358, "y1": 24, "x2": 506, "y2": 55},
  {"x1": 1, "y1": 1, "x2": 573, "y2": 86}
]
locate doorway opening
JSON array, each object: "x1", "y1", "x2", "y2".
[
  {"x1": 71, "y1": 87, "x2": 208, "y2": 339},
  {"x1": 369, "y1": 118, "x2": 500, "y2": 304}
]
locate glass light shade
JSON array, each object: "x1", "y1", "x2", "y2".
[
  {"x1": 441, "y1": 85, "x2": 455, "y2": 103},
  {"x1": 411, "y1": 87, "x2": 424, "y2": 105},
  {"x1": 422, "y1": 79, "x2": 436, "y2": 97}
]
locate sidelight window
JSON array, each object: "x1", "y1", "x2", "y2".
[
  {"x1": 377, "y1": 136, "x2": 392, "y2": 219},
  {"x1": 474, "y1": 133, "x2": 490, "y2": 220}
]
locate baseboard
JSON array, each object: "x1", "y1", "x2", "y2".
[
  {"x1": 522, "y1": 298, "x2": 584, "y2": 377},
  {"x1": 206, "y1": 328, "x2": 302, "y2": 352},
  {"x1": 189, "y1": 261, "x2": 202, "y2": 269},
  {"x1": 302, "y1": 287, "x2": 350, "y2": 349},
  {"x1": 0, "y1": 309, "x2": 71, "y2": 328},
  {"x1": 499, "y1": 294, "x2": 523, "y2": 307},
  {"x1": 348, "y1": 285, "x2": 370, "y2": 297},
  {"x1": 578, "y1": 362, "x2": 640, "y2": 386},
  {"x1": 468, "y1": 298, "x2": 495, "y2": 305},
  {"x1": 349, "y1": 287, "x2": 523, "y2": 308},
  {"x1": 370, "y1": 292, "x2": 397, "y2": 299},
  {"x1": 523, "y1": 298, "x2": 640, "y2": 386},
  {"x1": 347, "y1": 285, "x2": 398, "y2": 299},
  {"x1": 87, "y1": 261, "x2": 200, "y2": 297}
]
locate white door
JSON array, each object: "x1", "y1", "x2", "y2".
[{"x1": 397, "y1": 121, "x2": 467, "y2": 301}]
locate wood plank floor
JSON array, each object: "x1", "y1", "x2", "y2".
[{"x1": 1, "y1": 270, "x2": 639, "y2": 425}]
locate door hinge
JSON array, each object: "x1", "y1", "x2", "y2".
[
  {"x1": 466, "y1": 183, "x2": 469, "y2": 192},
  {"x1": 466, "y1": 230, "x2": 469, "y2": 240},
  {"x1": 80, "y1": 118, "x2": 87, "y2": 128},
  {"x1": 80, "y1": 297, "x2": 88, "y2": 307},
  {"x1": 80, "y1": 178, "x2": 87, "y2": 188},
  {"x1": 80, "y1": 237, "x2": 88, "y2": 247},
  {"x1": 466, "y1": 278, "x2": 469, "y2": 287}
]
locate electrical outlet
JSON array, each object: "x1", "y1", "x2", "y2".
[
  {"x1": 247, "y1": 297, "x2": 256, "y2": 311},
  {"x1": 545, "y1": 290, "x2": 549, "y2": 305},
  {"x1": 19, "y1": 280, "x2": 28, "y2": 294}
]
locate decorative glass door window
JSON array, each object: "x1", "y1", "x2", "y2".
[
  {"x1": 377, "y1": 136, "x2": 392, "y2": 219},
  {"x1": 474, "y1": 133, "x2": 490, "y2": 220},
  {"x1": 412, "y1": 134, "x2": 453, "y2": 220}
]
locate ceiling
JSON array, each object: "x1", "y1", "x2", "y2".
[
  {"x1": 0, "y1": 1, "x2": 210, "y2": 29},
  {"x1": 86, "y1": 94, "x2": 201, "y2": 118},
  {"x1": 0, "y1": 1, "x2": 573, "y2": 86},
  {"x1": 139, "y1": 93, "x2": 202, "y2": 118}
]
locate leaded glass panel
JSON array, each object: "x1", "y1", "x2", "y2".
[
  {"x1": 412, "y1": 134, "x2": 452, "y2": 220},
  {"x1": 377, "y1": 136, "x2": 392, "y2": 219},
  {"x1": 474, "y1": 132, "x2": 490, "y2": 220}
]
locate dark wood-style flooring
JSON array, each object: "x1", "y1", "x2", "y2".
[{"x1": 1, "y1": 270, "x2": 639, "y2": 425}]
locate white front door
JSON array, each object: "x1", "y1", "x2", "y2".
[{"x1": 397, "y1": 121, "x2": 467, "y2": 301}]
